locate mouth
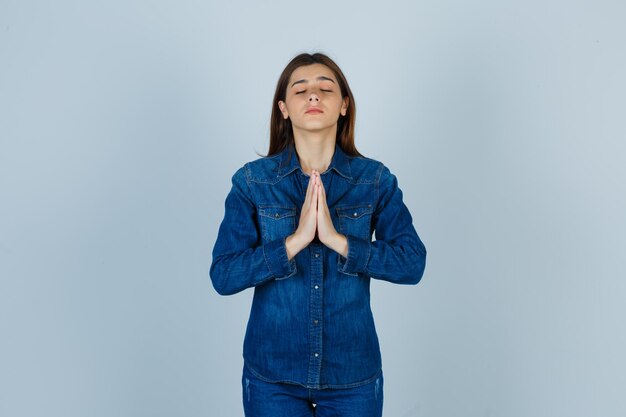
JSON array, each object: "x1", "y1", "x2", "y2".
[{"x1": 305, "y1": 108, "x2": 323, "y2": 114}]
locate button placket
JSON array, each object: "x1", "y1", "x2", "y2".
[{"x1": 307, "y1": 243, "x2": 324, "y2": 386}]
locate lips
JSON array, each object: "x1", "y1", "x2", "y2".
[{"x1": 305, "y1": 108, "x2": 323, "y2": 114}]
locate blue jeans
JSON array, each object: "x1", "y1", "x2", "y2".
[{"x1": 242, "y1": 364, "x2": 384, "y2": 417}]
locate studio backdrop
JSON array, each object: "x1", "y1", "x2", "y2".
[{"x1": 1, "y1": 1, "x2": 625, "y2": 416}]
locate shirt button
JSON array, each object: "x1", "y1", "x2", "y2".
[
  {"x1": 314, "y1": 253, "x2": 319, "y2": 258},
  {"x1": 314, "y1": 353, "x2": 319, "y2": 357},
  {"x1": 313, "y1": 319, "x2": 318, "y2": 324},
  {"x1": 353, "y1": 212, "x2": 358, "y2": 217},
  {"x1": 314, "y1": 285, "x2": 319, "y2": 289}
]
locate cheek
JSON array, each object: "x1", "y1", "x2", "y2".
[{"x1": 284, "y1": 96, "x2": 302, "y2": 110}]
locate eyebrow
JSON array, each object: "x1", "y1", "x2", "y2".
[{"x1": 291, "y1": 76, "x2": 336, "y2": 88}]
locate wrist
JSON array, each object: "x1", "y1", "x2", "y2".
[
  {"x1": 328, "y1": 232, "x2": 348, "y2": 258},
  {"x1": 286, "y1": 232, "x2": 307, "y2": 260}
]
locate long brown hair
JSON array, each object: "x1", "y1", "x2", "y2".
[{"x1": 264, "y1": 52, "x2": 362, "y2": 157}]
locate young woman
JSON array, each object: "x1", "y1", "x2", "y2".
[{"x1": 209, "y1": 52, "x2": 427, "y2": 417}]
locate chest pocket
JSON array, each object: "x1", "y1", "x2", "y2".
[
  {"x1": 258, "y1": 205, "x2": 297, "y2": 243},
  {"x1": 336, "y1": 204, "x2": 374, "y2": 241}
]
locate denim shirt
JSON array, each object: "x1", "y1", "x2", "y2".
[{"x1": 209, "y1": 143, "x2": 427, "y2": 389}]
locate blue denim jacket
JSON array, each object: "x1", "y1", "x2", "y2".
[{"x1": 209, "y1": 143, "x2": 426, "y2": 389}]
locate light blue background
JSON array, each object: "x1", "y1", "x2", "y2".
[{"x1": 1, "y1": 1, "x2": 625, "y2": 416}]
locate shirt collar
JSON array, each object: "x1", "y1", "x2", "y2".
[{"x1": 277, "y1": 142, "x2": 353, "y2": 180}]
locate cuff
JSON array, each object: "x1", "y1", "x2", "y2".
[
  {"x1": 263, "y1": 237, "x2": 297, "y2": 280},
  {"x1": 337, "y1": 234, "x2": 371, "y2": 276}
]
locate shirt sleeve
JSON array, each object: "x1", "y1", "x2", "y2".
[
  {"x1": 209, "y1": 165, "x2": 297, "y2": 295},
  {"x1": 337, "y1": 164, "x2": 427, "y2": 284}
]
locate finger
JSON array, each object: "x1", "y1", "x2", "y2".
[
  {"x1": 305, "y1": 172, "x2": 315, "y2": 204},
  {"x1": 317, "y1": 176, "x2": 326, "y2": 206},
  {"x1": 316, "y1": 184, "x2": 322, "y2": 214},
  {"x1": 312, "y1": 171, "x2": 320, "y2": 199},
  {"x1": 312, "y1": 180, "x2": 319, "y2": 209},
  {"x1": 316, "y1": 183, "x2": 329, "y2": 225},
  {"x1": 316, "y1": 178, "x2": 322, "y2": 202},
  {"x1": 317, "y1": 184, "x2": 326, "y2": 218}
]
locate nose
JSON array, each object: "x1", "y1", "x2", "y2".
[{"x1": 308, "y1": 93, "x2": 319, "y2": 102}]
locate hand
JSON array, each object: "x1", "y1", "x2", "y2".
[
  {"x1": 286, "y1": 170, "x2": 348, "y2": 260},
  {"x1": 286, "y1": 169, "x2": 319, "y2": 259},
  {"x1": 315, "y1": 171, "x2": 348, "y2": 258}
]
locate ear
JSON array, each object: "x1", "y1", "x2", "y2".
[
  {"x1": 278, "y1": 100, "x2": 289, "y2": 119},
  {"x1": 341, "y1": 96, "x2": 349, "y2": 116}
]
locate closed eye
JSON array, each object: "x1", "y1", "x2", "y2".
[{"x1": 295, "y1": 89, "x2": 332, "y2": 94}]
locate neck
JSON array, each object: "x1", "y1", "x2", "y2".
[{"x1": 293, "y1": 130, "x2": 336, "y2": 176}]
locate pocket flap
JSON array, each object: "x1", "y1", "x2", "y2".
[
  {"x1": 259, "y1": 205, "x2": 296, "y2": 220},
  {"x1": 336, "y1": 204, "x2": 373, "y2": 219}
]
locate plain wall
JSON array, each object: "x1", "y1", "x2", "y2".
[{"x1": 1, "y1": 1, "x2": 625, "y2": 416}]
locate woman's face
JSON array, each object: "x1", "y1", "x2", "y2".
[{"x1": 278, "y1": 63, "x2": 349, "y2": 137}]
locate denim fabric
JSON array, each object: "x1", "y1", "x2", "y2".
[
  {"x1": 209, "y1": 143, "x2": 426, "y2": 389},
  {"x1": 242, "y1": 363, "x2": 383, "y2": 417}
]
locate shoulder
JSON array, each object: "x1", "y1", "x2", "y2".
[
  {"x1": 346, "y1": 154, "x2": 387, "y2": 184},
  {"x1": 230, "y1": 153, "x2": 282, "y2": 184}
]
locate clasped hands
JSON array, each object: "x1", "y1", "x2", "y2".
[{"x1": 285, "y1": 170, "x2": 348, "y2": 260}]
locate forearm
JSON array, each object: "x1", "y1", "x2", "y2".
[
  {"x1": 337, "y1": 233, "x2": 426, "y2": 284},
  {"x1": 210, "y1": 238, "x2": 297, "y2": 295},
  {"x1": 365, "y1": 238, "x2": 426, "y2": 284}
]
